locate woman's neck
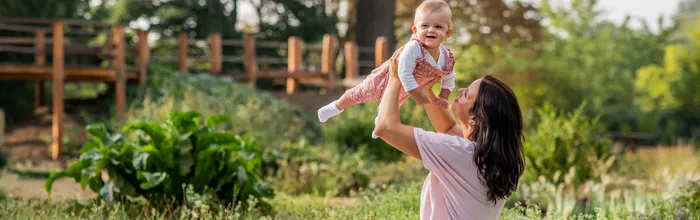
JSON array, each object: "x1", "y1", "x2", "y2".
[{"x1": 461, "y1": 120, "x2": 475, "y2": 141}]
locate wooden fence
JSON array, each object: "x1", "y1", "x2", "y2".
[
  {"x1": 150, "y1": 32, "x2": 389, "y2": 94},
  {"x1": 0, "y1": 18, "x2": 390, "y2": 160}
]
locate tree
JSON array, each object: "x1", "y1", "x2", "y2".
[
  {"x1": 635, "y1": 19, "x2": 700, "y2": 142},
  {"x1": 394, "y1": 0, "x2": 542, "y2": 47}
]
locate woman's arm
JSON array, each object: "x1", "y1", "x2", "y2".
[
  {"x1": 410, "y1": 73, "x2": 462, "y2": 136},
  {"x1": 423, "y1": 102, "x2": 463, "y2": 136},
  {"x1": 374, "y1": 48, "x2": 422, "y2": 160}
]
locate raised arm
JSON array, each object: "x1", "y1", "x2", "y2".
[
  {"x1": 408, "y1": 71, "x2": 462, "y2": 136},
  {"x1": 423, "y1": 101, "x2": 463, "y2": 136},
  {"x1": 374, "y1": 47, "x2": 422, "y2": 160}
]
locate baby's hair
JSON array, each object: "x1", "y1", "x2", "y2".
[{"x1": 414, "y1": 0, "x2": 452, "y2": 28}]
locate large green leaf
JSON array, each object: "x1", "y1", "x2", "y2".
[
  {"x1": 86, "y1": 124, "x2": 111, "y2": 146},
  {"x1": 45, "y1": 161, "x2": 85, "y2": 195},
  {"x1": 100, "y1": 181, "x2": 116, "y2": 203},
  {"x1": 205, "y1": 115, "x2": 231, "y2": 128},
  {"x1": 124, "y1": 121, "x2": 170, "y2": 150},
  {"x1": 133, "y1": 152, "x2": 150, "y2": 170},
  {"x1": 137, "y1": 171, "x2": 167, "y2": 190},
  {"x1": 170, "y1": 111, "x2": 202, "y2": 134},
  {"x1": 178, "y1": 155, "x2": 194, "y2": 176},
  {"x1": 196, "y1": 131, "x2": 240, "y2": 152},
  {"x1": 192, "y1": 145, "x2": 221, "y2": 190}
]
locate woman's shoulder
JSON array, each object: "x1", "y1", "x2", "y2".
[{"x1": 413, "y1": 127, "x2": 475, "y2": 154}]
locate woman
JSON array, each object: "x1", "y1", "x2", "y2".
[{"x1": 373, "y1": 47, "x2": 525, "y2": 220}]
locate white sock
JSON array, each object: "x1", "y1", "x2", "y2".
[
  {"x1": 318, "y1": 100, "x2": 343, "y2": 123},
  {"x1": 371, "y1": 116, "x2": 379, "y2": 139}
]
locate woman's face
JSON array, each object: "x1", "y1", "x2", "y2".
[{"x1": 450, "y1": 78, "x2": 481, "y2": 125}]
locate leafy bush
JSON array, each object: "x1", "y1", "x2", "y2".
[
  {"x1": 270, "y1": 140, "x2": 370, "y2": 197},
  {"x1": 324, "y1": 100, "x2": 433, "y2": 163},
  {"x1": 328, "y1": 117, "x2": 404, "y2": 163},
  {"x1": 45, "y1": 111, "x2": 273, "y2": 212},
  {"x1": 646, "y1": 181, "x2": 700, "y2": 219},
  {"x1": 523, "y1": 102, "x2": 617, "y2": 184},
  {"x1": 120, "y1": 64, "x2": 322, "y2": 147}
]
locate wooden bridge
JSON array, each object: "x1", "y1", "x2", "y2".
[{"x1": 0, "y1": 18, "x2": 390, "y2": 160}]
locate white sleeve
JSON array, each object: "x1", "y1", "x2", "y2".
[
  {"x1": 398, "y1": 41, "x2": 423, "y2": 92},
  {"x1": 441, "y1": 70, "x2": 456, "y2": 91}
]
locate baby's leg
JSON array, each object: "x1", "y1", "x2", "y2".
[
  {"x1": 318, "y1": 66, "x2": 388, "y2": 122},
  {"x1": 335, "y1": 93, "x2": 354, "y2": 110},
  {"x1": 318, "y1": 87, "x2": 368, "y2": 123}
]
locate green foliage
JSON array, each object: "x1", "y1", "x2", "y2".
[
  {"x1": 634, "y1": 20, "x2": 700, "y2": 142},
  {"x1": 523, "y1": 102, "x2": 616, "y2": 184},
  {"x1": 324, "y1": 100, "x2": 433, "y2": 163},
  {"x1": 453, "y1": 0, "x2": 677, "y2": 136},
  {"x1": 328, "y1": 117, "x2": 404, "y2": 163},
  {"x1": 45, "y1": 111, "x2": 274, "y2": 212},
  {"x1": 121, "y1": 64, "x2": 322, "y2": 147},
  {"x1": 271, "y1": 140, "x2": 370, "y2": 197}
]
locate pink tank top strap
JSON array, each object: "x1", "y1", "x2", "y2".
[{"x1": 409, "y1": 34, "x2": 455, "y2": 74}]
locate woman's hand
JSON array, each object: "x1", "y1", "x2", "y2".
[
  {"x1": 388, "y1": 46, "x2": 404, "y2": 80},
  {"x1": 388, "y1": 45, "x2": 439, "y2": 104}
]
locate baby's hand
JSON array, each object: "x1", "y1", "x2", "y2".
[{"x1": 434, "y1": 97, "x2": 449, "y2": 109}]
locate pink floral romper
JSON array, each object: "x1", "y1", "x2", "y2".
[{"x1": 342, "y1": 37, "x2": 456, "y2": 106}]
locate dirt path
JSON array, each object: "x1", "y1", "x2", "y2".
[{"x1": 0, "y1": 172, "x2": 95, "y2": 201}]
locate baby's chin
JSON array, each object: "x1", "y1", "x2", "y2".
[{"x1": 422, "y1": 41, "x2": 442, "y2": 48}]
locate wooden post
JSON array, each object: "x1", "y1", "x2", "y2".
[
  {"x1": 375, "y1": 36, "x2": 389, "y2": 67},
  {"x1": 321, "y1": 34, "x2": 338, "y2": 90},
  {"x1": 34, "y1": 31, "x2": 46, "y2": 108},
  {"x1": 178, "y1": 32, "x2": 188, "y2": 72},
  {"x1": 137, "y1": 30, "x2": 149, "y2": 87},
  {"x1": 243, "y1": 33, "x2": 257, "y2": 86},
  {"x1": 344, "y1": 41, "x2": 358, "y2": 81},
  {"x1": 286, "y1": 36, "x2": 303, "y2": 94},
  {"x1": 113, "y1": 26, "x2": 126, "y2": 121},
  {"x1": 51, "y1": 22, "x2": 65, "y2": 160},
  {"x1": 209, "y1": 32, "x2": 222, "y2": 76}
]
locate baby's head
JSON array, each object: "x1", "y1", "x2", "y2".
[{"x1": 412, "y1": 0, "x2": 453, "y2": 48}]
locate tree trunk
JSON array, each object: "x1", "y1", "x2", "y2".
[{"x1": 355, "y1": 0, "x2": 395, "y2": 74}]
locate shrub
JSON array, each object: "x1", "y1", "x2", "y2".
[
  {"x1": 324, "y1": 100, "x2": 433, "y2": 163},
  {"x1": 328, "y1": 117, "x2": 404, "y2": 163},
  {"x1": 271, "y1": 140, "x2": 370, "y2": 197},
  {"x1": 523, "y1": 102, "x2": 617, "y2": 184},
  {"x1": 45, "y1": 111, "x2": 274, "y2": 212},
  {"x1": 646, "y1": 180, "x2": 700, "y2": 219},
  {"x1": 119, "y1": 64, "x2": 322, "y2": 147}
]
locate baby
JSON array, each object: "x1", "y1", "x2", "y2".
[{"x1": 318, "y1": 0, "x2": 456, "y2": 125}]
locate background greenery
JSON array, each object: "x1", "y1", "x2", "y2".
[{"x1": 1, "y1": 0, "x2": 699, "y2": 219}]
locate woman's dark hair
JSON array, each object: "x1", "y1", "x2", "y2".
[{"x1": 469, "y1": 75, "x2": 525, "y2": 203}]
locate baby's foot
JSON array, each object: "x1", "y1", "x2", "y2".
[
  {"x1": 318, "y1": 100, "x2": 343, "y2": 123},
  {"x1": 371, "y1": 116, "x2": 379, "y2": 139}
]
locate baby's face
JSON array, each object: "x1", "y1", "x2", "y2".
[{"x1": 413, "y1": 10, "x2": 452, "y2": 48}]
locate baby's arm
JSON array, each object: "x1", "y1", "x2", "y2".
[
  {"x1": 398, "y1": 41, "x2": 432, "y2": 104},
  {"x1": 438, "y1": 70, "x2": 456, "y2": 99}
]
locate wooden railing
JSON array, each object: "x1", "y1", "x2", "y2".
[
  {"x1": 150, "y1": 32, "x2": 389, "y2": 94},
  {"x1": 0, "y1": 18, "x2": 392, "y2": 160},
  {"x1": 0, "y1": 19, "x2": 148, "y2": 160}
]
